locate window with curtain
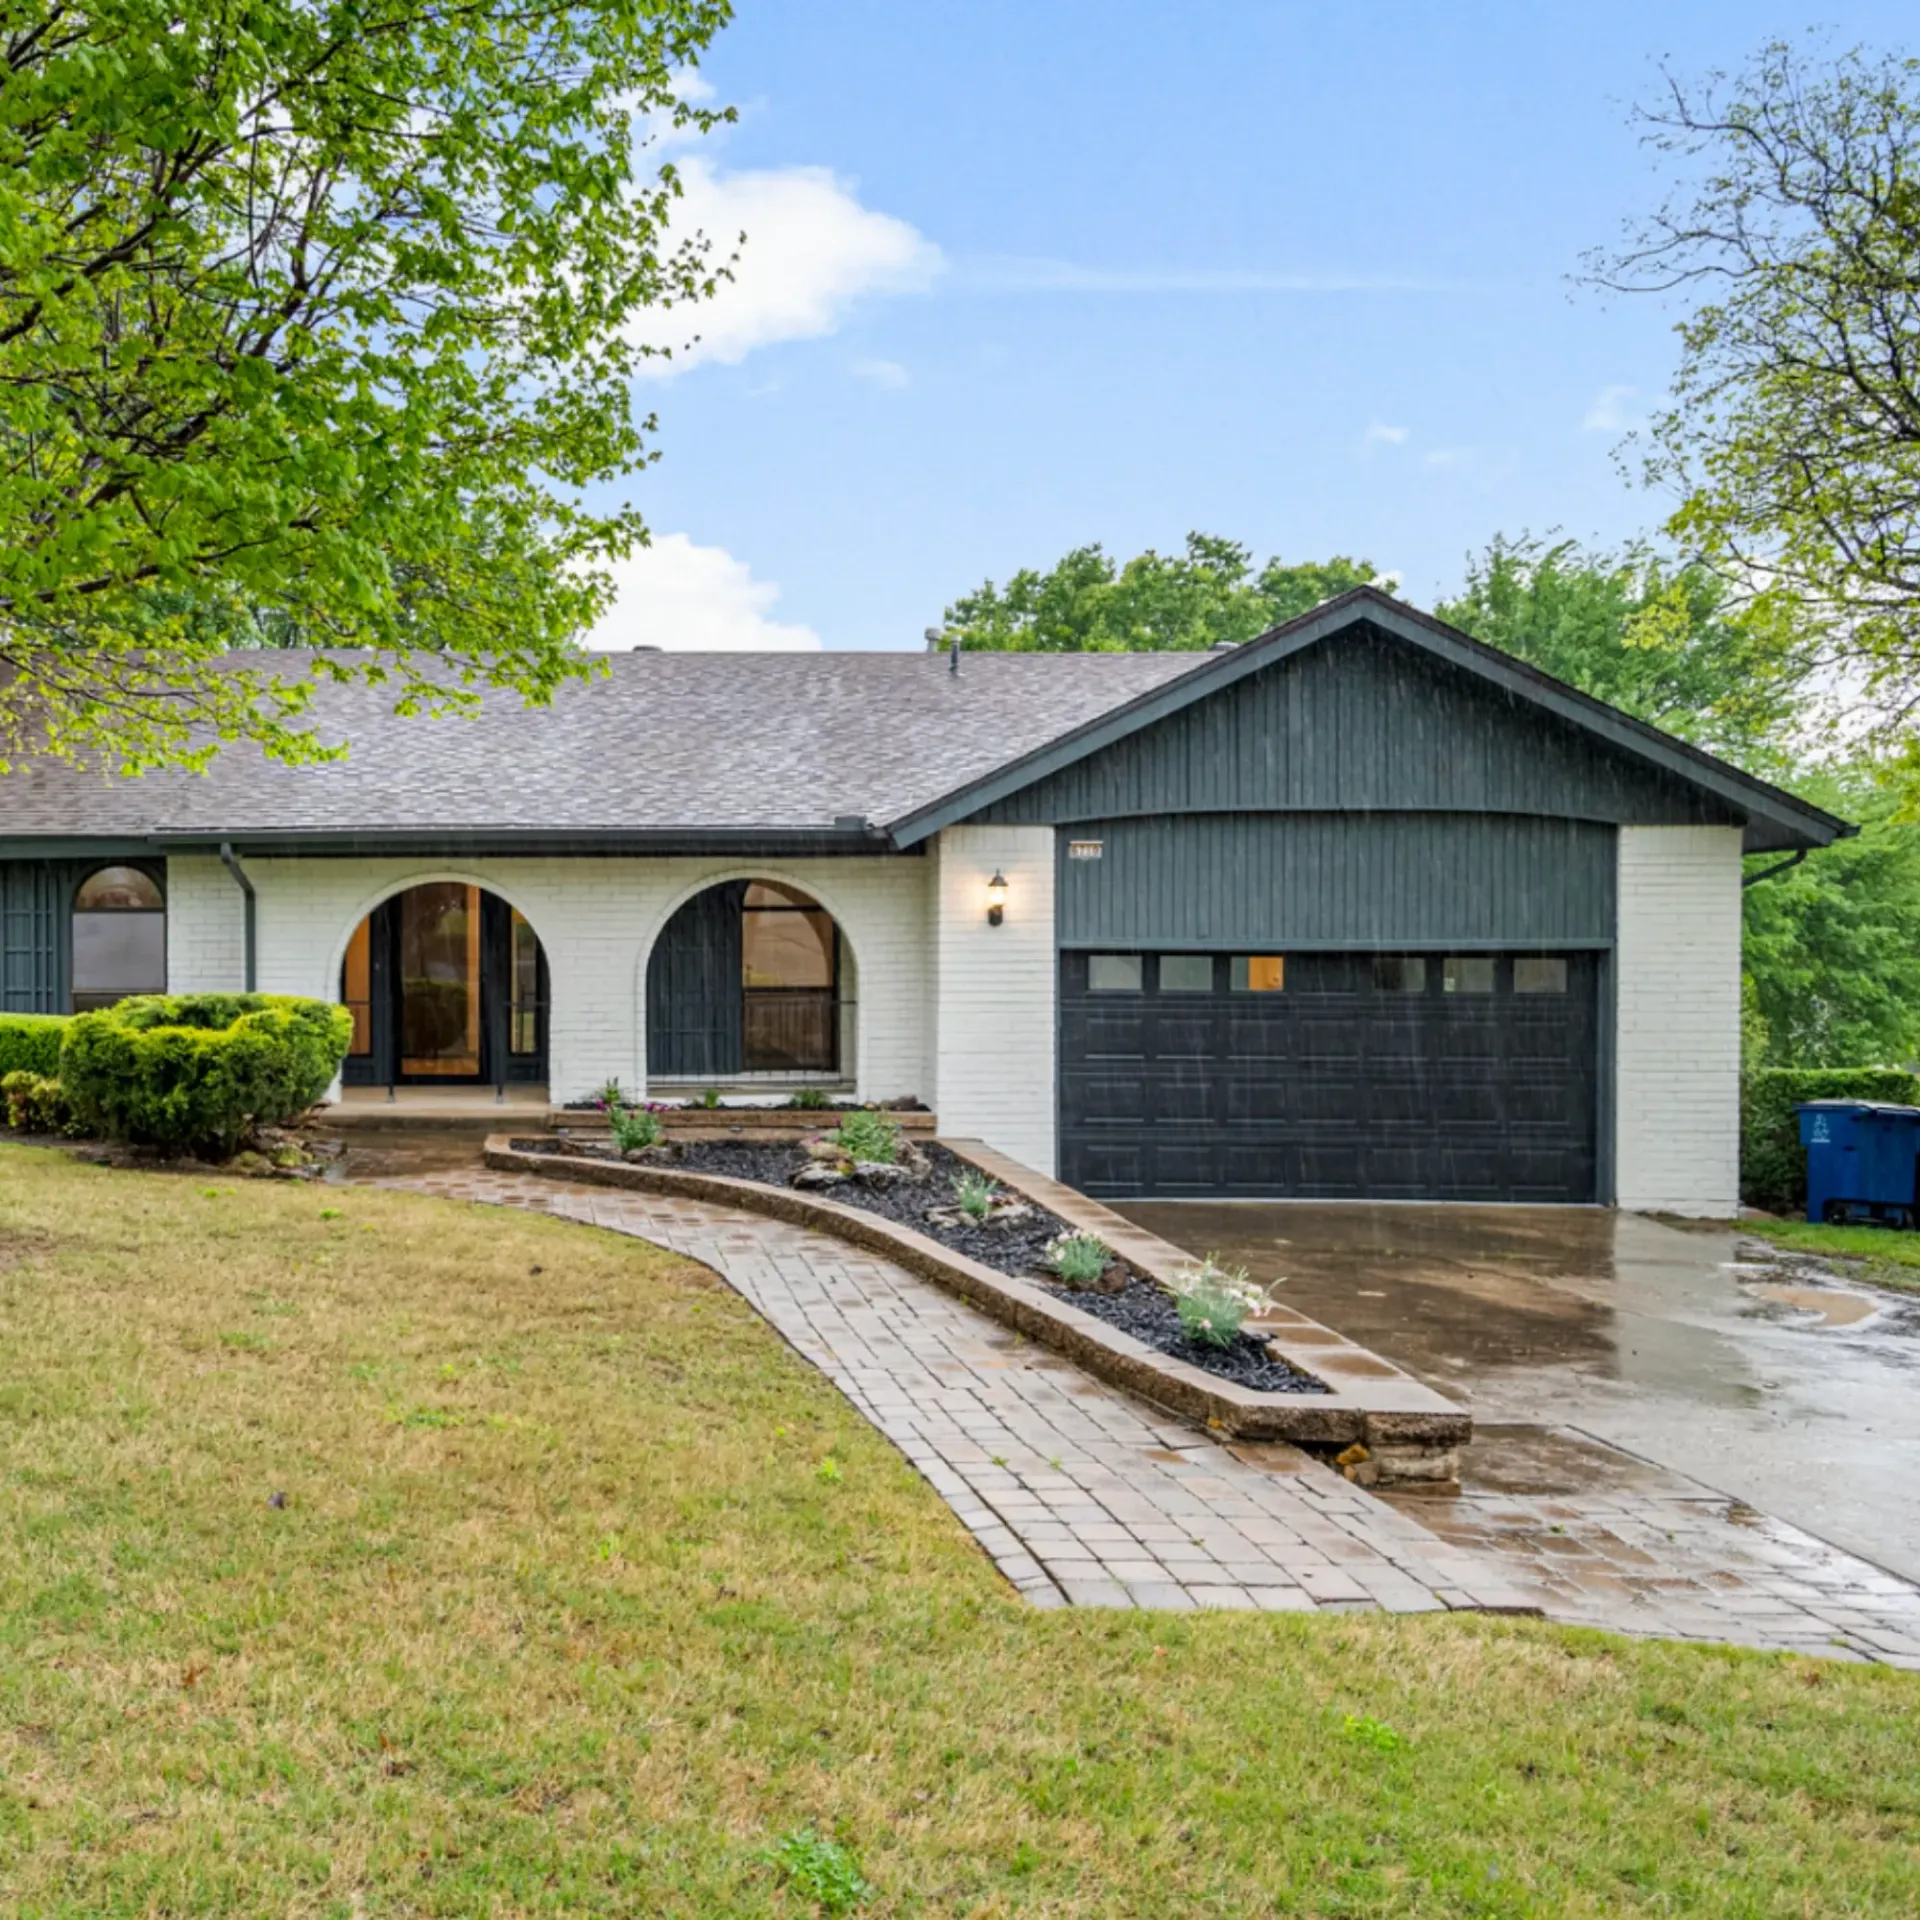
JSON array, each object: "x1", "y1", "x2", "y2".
[{"x1": 71, "y1": 866, "x2": 166, "y2": 1012}]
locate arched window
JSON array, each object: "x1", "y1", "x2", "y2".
[{"x1": 72, "y1": 865, "x2": 166, "y2": 1012}]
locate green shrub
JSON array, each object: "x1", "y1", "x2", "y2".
[
  {"x1": 1042, "y1": 1230, "x2": 1111, "y2": 1287},
  {"x1": 830, "y1": 1109, "x2": 898, "y2": 1164},
  {"x1": 60, "y1": 993, "x2": 353, "y2": 1158},
  {"x1": 1168, "y1": 1255, "x2": 1269, "y2": 1349},
  {"x1": 1741, "y1": 1068, "x2": 1920, "y2": 1213},
  {"x1": 3, "y1": 1070, "x2": 75, "y2": 1134},
  {"x1": 606, "y1": 1104, "x2": 664, "y2": 1152},
  {"x1": 951, "y1": 1169, "x2": 998, "y2": 1222},
  {"x1": 0, "y1": 1012, "x2": 69, "y2": 1079}
]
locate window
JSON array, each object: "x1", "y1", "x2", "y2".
[
  {"x1": 510, "y1": 909, "x2": 542, "y2": 1054},
  {"x1": 1372, "y1": 955, "x2": 1427, "y2": 993},
  {"x1": 742, "y1": 881, "x2": 835, "y2": 990},
  {"x1": 71, "y1": 866, "x2": 165, "y2": 1012},
  {"x1": 1443, "y1": 956, "x2": 1495, "y2": 994},
  {"x1": 740, "y1": 882, "x2": 837, "y2": 1073},
  {"x1": 342, "y1": 918, "x2": 373, "y2": 1055},
  {"x1": 1514, "y1": 956, "x2": 1569, "y2": 995},
  {"x1": 1231, "y1": 955, "x2": 1286, "y2": 993},
  {"x1": 1087, "y1": 954, "x2": 1143, "y2": 992},
  {"x1": 1158, "y1": 954, "x2": 1214, "y2": 993}
]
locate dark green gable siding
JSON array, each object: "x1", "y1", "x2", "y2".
[
  {"x1": 1057, "y1": 813, "x2": 1615, "y2": 950},
  {"x1": 972, "y1": 627, "x2": 1742, "y2": 829}
]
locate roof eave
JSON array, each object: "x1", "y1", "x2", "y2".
[{"x1": 0, "y1": 825, "x2": 905, "y2": 860}]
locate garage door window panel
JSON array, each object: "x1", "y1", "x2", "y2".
[
  {"x1": 1158, "y1": 954, "x2": 1215, "y2": 992},
  {"x1": 1087, "y1": 954, "x2": 1143, "y2": 992},
  {"x1": 1443, "y1": 956, "x2": 1496, "y2": 994},
  {"x1": 1515, "y1": 956, "x2": 1569, "y2": 994},
  {"x1": 1231, "y1": 955, "x2": 1286, "y2": 992},
  {"x1": 1373, "y1": 955, "x2": 1428, "y2": 993}
]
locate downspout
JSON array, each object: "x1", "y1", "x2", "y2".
[
  {"x1": 218, "y1": 842, "x2": 257, "y2": 990},
  {"x1": 1742, "y1": 849, "x2": 1808, "y2": 890}
]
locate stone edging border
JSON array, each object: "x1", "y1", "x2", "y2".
[{"x1": 482, "y1": 1133, "x2": 1470, "y2": 1469}]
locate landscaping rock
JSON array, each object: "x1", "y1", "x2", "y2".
[{"x1": 790, "y1": 1162, "x2": 849, "y2": 1191}]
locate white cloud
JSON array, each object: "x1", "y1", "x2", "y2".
[
  {"x1": 1582, "y1": 384, "x2": 1640, "y2": 432},
  {"x1": 852, "y1": 356, "x2": 909, "y2": 389},
  {"x1": 587, "y1": 534, "x2": 822, "y2": 651},
  {"x1": 1363, "y1": 421, "x2": 1409, "y2": 446},
  {"x1": 631, "y1": 157, "x2": 943, "y2": 375},
  {"x1": 963, "y1": 256, "x2": 1491, "y2": 295}
]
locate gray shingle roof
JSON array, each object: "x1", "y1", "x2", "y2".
[{"x1": 0, "y1": 649, "x2": 1207, "y2": 840}]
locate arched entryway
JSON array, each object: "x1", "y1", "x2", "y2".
[
  {"x1": 647, "y1": 879, "x2": 847, "y2": 1083},
  {"x1": 339, "y1": 882, "x2": 548, "y2": 1089}
]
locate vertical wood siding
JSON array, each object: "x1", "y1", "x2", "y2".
[
  {"x1": 1057, "y1": 813, "x2": 1616, "y2": 949},
  {"x1": 975, "y1": 628, "x2": 1740, "y2": 828}
]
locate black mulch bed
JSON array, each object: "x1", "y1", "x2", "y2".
[
  {"x1": 1061, "y1": 1278, "x2": 1326, "y2": 1394},
  {"x1": 509, "y1": 1134, "x2": 1325, "y2": 1395}
]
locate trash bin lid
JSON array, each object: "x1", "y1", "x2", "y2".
[{"x1": 1793, "y1": 1099, "x2": 1920, "y2": 1119}]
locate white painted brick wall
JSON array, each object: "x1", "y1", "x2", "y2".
[
  {"x1": 930, "y1": 825, "x2": 1057, "y2": 1175},
  {"x1": 162, "y1": 852, "x2": 931, "y2": 1105},
  {"x1": 164, "y1": 854, "x2": 248, "y2": 993},
  {"x1": 1615, "y1": 825, "x2": 1743, "y2": 1216}
]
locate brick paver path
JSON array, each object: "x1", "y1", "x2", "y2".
[
  {"x1": 358, "y1": 1157, "x2": 1536, "y2": 1615},
  {"x1": 345, "y1": 1147, "x2": 1920, "y2": 1662}
]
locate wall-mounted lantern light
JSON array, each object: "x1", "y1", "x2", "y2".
[{"x1": 986, "y1": 869, "x2": 1009, "y2": 926}]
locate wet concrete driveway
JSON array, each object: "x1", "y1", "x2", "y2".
[{"x1": 1118, "y1": 1202, "x2": 1920, "y2": 1637}]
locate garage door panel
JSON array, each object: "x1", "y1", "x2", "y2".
[
  {"x1": 1060, "y1": 949, "x2": 1599, "y2": 1201},
  {"x1": 1147, "y1": 1013, "x2": 1219, "y2": 1057}
]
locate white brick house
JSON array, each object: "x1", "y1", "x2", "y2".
[{"x1": 0, "y1": 590, "x2": 1847, "y2": 1215}]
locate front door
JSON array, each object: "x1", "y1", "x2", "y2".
[
  {"x1": 340, "y1": 886, "x2": 548, "y2": 1088},
  {"x1": 398, "y1": 882, "x2": 482, "y2": 1078}
]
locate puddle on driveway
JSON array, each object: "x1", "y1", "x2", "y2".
[{"x1": 1743, "y1": 1282, "x2": 1881, "y2": 1328}]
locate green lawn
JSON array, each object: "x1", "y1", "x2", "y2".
[
  {"x1": 1738, "y1": 1216, "x2": 1920, "y2": 1293},
  {"x1": 4, "y1": 1143, "x2": 1920, "y2": 1917}
]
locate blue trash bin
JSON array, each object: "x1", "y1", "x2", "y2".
[{"x1": 1794, "y1": 1100, "x2": 1920, "y2": 1227}]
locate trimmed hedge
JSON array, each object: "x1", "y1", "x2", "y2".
[
  {"x1": 61, "y1": 993, "x2": 352, "y2": 1158},
  {"x1": 0, "y1": 1013, "x2": 69, "y2": 1080},
  {"x1": 1741, "y1": 1068, "x2": 1920, "y2": 1215}
]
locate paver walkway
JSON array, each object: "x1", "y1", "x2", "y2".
[
  {"x1": 343, "y1": 1146, "x2": 1920, "y2": 1663},
  {"x1": 355, "y1": 1154, "x2": 1536, "y2": 1616}
]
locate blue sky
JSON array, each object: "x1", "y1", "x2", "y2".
[{"x1": 592, "y1": 2, "x2": 1914, "y2": 653}]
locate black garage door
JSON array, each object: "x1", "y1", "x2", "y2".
[{"x1": 1059, "y1": 950, "x2": 1599, "y2": 1202}]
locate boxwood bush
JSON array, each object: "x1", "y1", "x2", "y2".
[
  {"x1": 0, "y1": 1012, "x2": 69, "y2": 1080},
  {"x1": 1741, "y1": 1068, "x2": 1920, "y2": 1215},
  {"x1": 61, "y1": 994, "x2": 352, "y2": 1158}
]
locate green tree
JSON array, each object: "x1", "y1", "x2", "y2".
[
  {"x1": 0, "y1": 0, "x2": 733, "y2": 773},
  {"x1": 940, "y1": 533, "x2": 1381, "y2": 652},
  {"x1": 1434, "y1": 534, "x2": 1809, "y2": 767},
  {"x1": 1742, "y1": 768, "x2": 1920, "y2": 1067},
  {"x1": 1590, "y1": 40, "x2": 1920, "y2": 749}
]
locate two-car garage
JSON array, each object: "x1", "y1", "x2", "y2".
[{"x1": 1058, "y1": 946, "x2": 1601, "y2": 1201}]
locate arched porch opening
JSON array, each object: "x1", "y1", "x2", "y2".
[
  {"x1": 339, "y1": 881, "x2": 549, "y2": 1090},
  {"x1": 646, "y1": 879, "x2": 850, "y2": 1087}
]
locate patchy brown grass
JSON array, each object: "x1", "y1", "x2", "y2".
[{"x1": 3, "y1": 1142, "x2": 1919, "y2": 1917}]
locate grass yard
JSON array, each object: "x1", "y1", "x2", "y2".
[
  {"x1": 4, "y1": 1146, "x2": 1920, "y2": 1918},
  {"x1": 1738, "y1": 1216, "x2": 1920, "y2": 1294}
]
